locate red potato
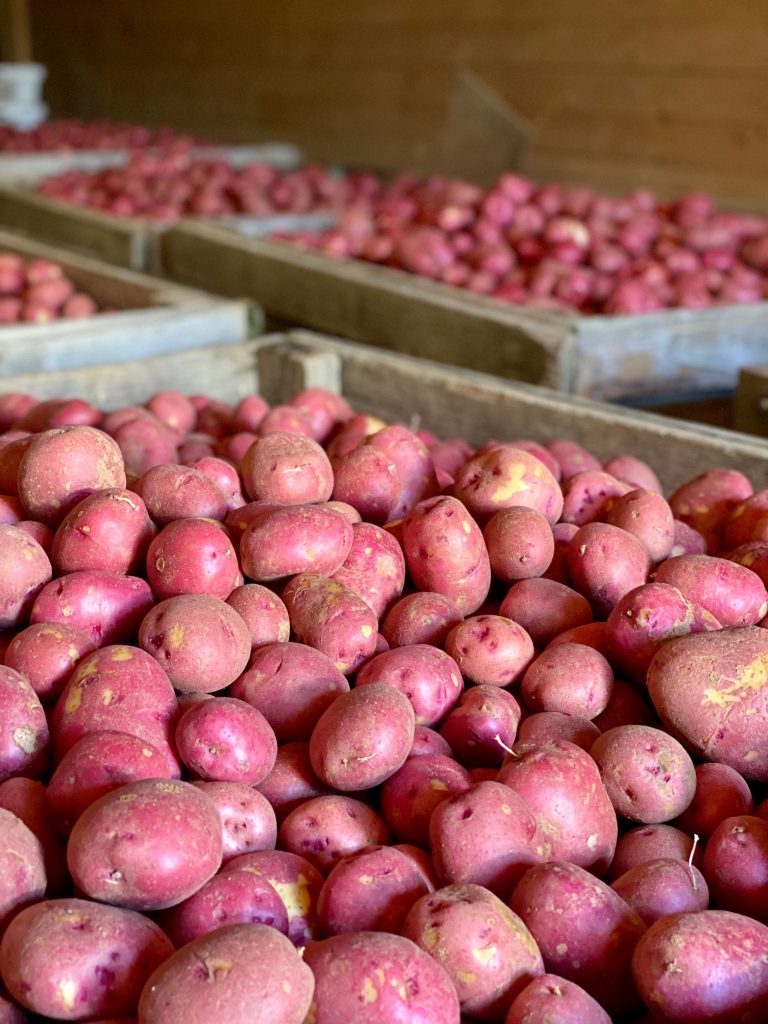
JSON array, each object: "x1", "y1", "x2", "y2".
[
  {"x1": 50, "y1": 645, "x2": 179, "y2": 776},
  {"x1": 329, "y1": 521, "x2": 406, "y2": 619},
  {"x1": 723, "y1": 489, "x2": 768, "y2": 549},
  {"x1": 402, "y1": 883, "x2": 544, "y2": 1022},
  {"x1": 603, "y1": 453, "x2": 663, "y2": 494},
  {"x1": 0, "y1": 988, "x2": 26, "y2": 1024},
  {"x1": 224, "y1": 498, "x2": 284, "y2": 544},
  {"x1": 315, "y1": 843, "x2": 430, "y2": 935},
  {"x1": 0, "y1": 524, "x2": 52, "y2": 629},
  {"x1": 560, "y1": 469, "x2": 630, "y2": 526},
  {"x1": 453, "y1": 445, "x2": 563, "y2": 525},
  {"x1": 139, "y1": 593, "x2": 251, "y2": 693},
  {"x1": 159, "y1": 868, "x2": 289, "y2": 946},
  {"x1": 175, "y1": 697, "x2": 277, "y2": 784},
  {"x1": 593, "y1": 676, "x2": 659, "y2": 731},
  {"x1": 110, "y1": 412, "x2": 178, "y2": 479},
  {"x1": 669, "y1": 468, "x2": 754, "y2": 552},
  {"x1": 380, "y1": 590, "x2": 463, "y2": 648},
  {"x1": 0, "y1": 808, "x2": 45, "y2": 933},
  {"x1": 675, "y1": 762, "x2": 754, "y2": 839},
  {"x1": 50, "y1": 488, "x2": 156, "y2": 575},
  {"x1": 520, "y1": 642, "x2": 614, "y2": 719},
  {"x1": 309, "y1": 682, "x2": 414, "y2": 791},
  {"x1": 30, "y1": 570, "x2": 154, "y2": 646},
  {"x1": 547, "y1": 619, "x2": 609, "y2": 653},
  {"x1": 607, "y1": 823, "x2": 704, "y2": 882},
  {"x1": 45, "y1": 731, "x2": 173, "y2": 836},
  {"x1": 702, "y1": 815, "x2": 768, "y2": 923},
  {"x1": 192, "y1": 780, "x2": 276, "y2": 862},
  {"x1": 611, "y1": 857, "x2": 709, "y2": 925},
  {"x1": 0, "y1": 497, "x2": 21, "y2": 524},
  {"x1": 409, "y1": 724, "x2": 453, "y2": 758},
  {"x1": 0, "y1": 436, "x2": 32, "y2": 496},
  {"x1": 189, "y1": 455, "x2": 244, "y2": 510},
  {"x1": 631, "y1": 910, "x2": 768, "y2": 1024},
  {"x1": 303, "y1": 930, "x2": 460, "y2": 1024},
  {"x1": 509, "y1": 861, "x2": 646, "y2": 1018},
  {"x1": 137, "y1": 923, "x2": 314, "y2": 1024},
  {"x1": 66, "y1": 778, "x2": 223, "y2": 911},
  {"x1": 402, "y1": 495, "x2": 492, "y2": 615},
  {"x1": 0, "y1": 394, "x2": 34, "y2": 432},
  {"x1": 444, "y1": 614, "x2": 534, "y2": 687},
  {"x1": 429, "y1": 780, "x2": 540, "y2": 899},
  {"x1": 225, "y1": 583, "x2": 290, "y2": 650},
  {"x1": 505, "y1": 973, "x2": 612, "y2": 1024},
  {"x1": 568, "y1": 521, "x2": 652, "y2": 618},
  {"x1": 670, "y1": 517, "x2": 708, "y2": 556},
  {"x1": 146, "y1": 517, "x2": 240, "y2": 600},
  {"x1": 282, "y1": 572, "x2": 379, "y2": 675},
  {"x1": 379, "y1": 752, "x2": 471, "y2": 846},
  {"x1": 516, "y1": 711, "x2": 602, "y2": 752},
  {"x1": 278, "y1": 794, "x2": 391, "y2": 875},
  {"x1": 439, "y1": 684, "x2": 522, "y2": 768},
  {"x1": 354, "y1": 644, "x2": 464, "y2": 726},
  {"x1": 289, "y1": 387, "x2": 353, "y2": 444},
  {"x1": 239, "y1": 503, "x2": 353, "y2": 581},
  {"x1": 605, "y1": 488, "x2": 675, "y2": 562},
  {"x1": 647, "y1": 626, "x2": 768, "y2": 782},
  {"x1": 497, "y1": 739, "x2": 618, "y2": 874},
  {"x1": 364, "y1": 424, "x2": 437, "y2": 518},
  {"x1": 330, "y1": 444, "x2": 401, "y2": 524},
  {"x1": 0, "y1": 778, "x2": 67, "y2": 896},
  {"x1": 0, "y1": 667, "x2": 48, "y2": 781},
  {"x1": 240, "y1": 430, "x2": 333, "y2": 504},
  {"x1": 230, "y1": 641, "x2": 349, "y2": 743},
  {"x1": 0, "y1": 898, "x2": 173, "y2": 1022},
  {"x1": 654, "y1": 553, "x2": 768, "y2": 627},
  {"x1": 145, "y1": 390, "x2": 196, "y2": 439},
  {"x1": 484, "y1": 505, "x2": 555, "y2": 582},
  {"x1": 133, "y1": 463, "x2": 227, "y2": 525},
  {"x1": 499, "y1": 577, "x2": 593, "y2": 648},
  {"x1": 13, "y1": 519, "x2": 53, "y2": 554},
  {"x1": 222, "y1": 849, "x2": 324, "y2": 945},
  {"x1": 16, "y1": 425, "x2": 126, "y2": 526},
  {"x1": 257, "y1": 404, "x2": 314, "y2": 438}
]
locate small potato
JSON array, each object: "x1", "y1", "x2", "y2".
[
  {"x1": 675, "y1": 762, "x2": 754, "y2": 839},
  {"x1": 671, "y1": 517, "x2": 707, "y2": 556},
  {"x1": 0, "y1": 667, "x2": 49, "y2": 781},
  {"x1": 0, "y1": 778, "x2": 67, "y2": 896},
  {"x1": 329, "y1": 521, "x2": 406, "y2": 619},
  {"x1": 230, "y1": 641, "x2": 349, "y2": 743},
  {"x1": 30, "y1": 570, "x2": 154, "y2": 646},
  {"x1": 17, "y1": 425, "x2": 126, "y2": 526},
  {"x1": 0, "y1": 525, "x2": 52, "y2": 629},
  {"x1": 409, "y1": 725, "x2": 453, "y2": 758},
  {"x1": 175, "y1": 697, "x2": 277, "y2": 785},
  {"x1": 611, "y1": 858, "x2": 709, "y2": 925},
  {"x1": 222, "y1": 848, "x2": 324, "y2": 945},
  {"x1": 452, "y1": 445, "x2": 563, "y2": 525},
  {"x1": 702, "y1": 815, "x2": 768, "y2": 923},
  {"x1": 354, "y1": 644, "x2": 464, "y2": 726},
  {"x1": 225, "y1": 583, "x2": 290, "y2": 650},
  {"x1": 439, "y1": 684, "x2": 522, "y2": 768},
  {"x1": 568, "y1": 522, "x2": 652, "y2": 618},
  {"x1": 278, "y1": 794, "x2": 390, "y2": 875},
  {"x1": 0, "y1": 436, "x2": 31, "y2": 497},
  {"x1": 484, "y1": 505, "x2": 555, "y2": 582},
  {"x1": 516, "y1": 711, "x2": 601, "y2": 752},
  {"x1": 282, "y1": 572, "x2": 379, "y2": 675},
  {"x1": 0, "y1": 898, "x2": 173, "y2": 1021},
  {"x1": 402, "y1": 883, "x2": 544, "y2": 1021},
  {"x1": 604, "y1": 453, "x2": 662, "y2": 494},
  {"x1": 138, "y1": 923, "x2": 314, "y2": 1024},
  {"x1": 190, "y1": 455, "x2": 244, "y2": 510},
  {"x1": 669, "y1": 468, "x2": 754, "y2": 552},
  {"x1": 607, "y1": 823, "x2": 703, "y2": 882},
  {"x1": 139, "y1": 594, "x2": 251, "y2": 693},
  {"x1": 364, "y1": 424, "x2": 437, "y2": 519},
  {"x1": 133, "y1": 463, "x2": 227, "y2": 525},
  {"x1": 309, "y1": 683, "x2": 414, "y2": 791},
  {"x1": 505, "y1": 973, "x2": 612, "y2": 1024},
  {"x1": 605, "y1": 488, "x2": 675, "y2": 562},
  {"x1": 723, "y1": 489, "x2": 768, "y2": 549},
  {"x1": 499, "y1": 577, "x2": 593, "y2": 648},
  {"x1": 255, "y1": 742, "x2": 329, "y2": 822},
  {"x1": 631, "y1": 910, "x2": 768, "y2": 1024},
  {"x1": 331, "y1": 444, "x2": 401, "y2": 524},
  {"x1": 560, "y1": 469, "x2": 629, "y2": 526},
  {"x1": 654, "y1": 553, "x2": 768, "y2": 627},
  {"x1": 401, "y1": 495, "x2": 491, "y2": 615},
  {"x1": 240, "y1": 431, "x2": 334, "y2": 504},
  {"x1": 380, "y1": 753, "x2": 471, "y2": 846},
  {"x1": 546, "y1": 438, "x2": 601, "y2": 479},
  {"x1": 51, "y1": 488, "x2": 156, "y2": 575},
  {"x1": 593, "y1": 677, "x2": 659, "y2": 731},
  {"x1": 0, "y1": 808, "x2": 45, "y2": 933},
  {"x1": 108, "y1": 412, "x2": 177, "y2": 480},
  {"x1": 380, "y1": 590, "x2": 463, "y2": 648},
  {"x1": 146, "y1": 389, "x2": 196, "y2": 439},
  {"x1": 46, "y1": 731, "x2": 173, "y2": 835},
  {"x1": 590, "y1": 725, "x2": 697, "y2": 824},
  {"x1": 542, "y1": 521, "x2": 579, "y2": 584},
  {"x1": 192, "y1": 780, "x2": 276, "y2": 862},
  {"x1": 445, "y1": 614, "x2": 534, "y2": 687},
  {"x1": 4, "y1": 623, "x2": 95, "y2": 704},
  {"x1": 146, "y1": 518, "x2": 240, "y2": 600},
  {"x1": 67, "y1": 779, "x2": 223, "y2": 911},
  {"x1": 240, "y1": 503, "x2": 353, "y2": 581},
  {"x1": 303, "y1": 931, "x2": 460, "y2": 1024},
  {"x1": 521, "y1": 642, "x2": 614, "y2": 719}
]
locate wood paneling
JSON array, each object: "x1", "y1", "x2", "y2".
[{"x1": 24, "y1": 0, "x2": 768, "y2": 204}]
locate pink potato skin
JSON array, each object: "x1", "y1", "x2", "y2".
[
  {"x1": 401, "y1": 495, "x2": 492, "y2": 615},
  {"x1": 330, "y1": 444, "x2": 401, "y2": 524},
  {"x1": 239, "y1": 503, "x2": 353, "y2": 581},
  {"x1": 354, "y1": 644, "x2": 464, "y2": 726},
  {"x1": 0, "y1": 778, "x2": 67, "y2": 896},
  {"x1": 505, "y1": 973, "x2": 612, "y2": 1024},
  {"x1": 132, "y1": 463, "x2": 228, "y2": 525},
  {"x1": 0, "y1": 808, "x2": 46, "y2": 933},
  {"x1": 516, "y1": 711, "x2": 601, "y2": 752},
  {"x1": 445, "y1": 614, "x2": 534, "y2": 687},
  {"x1": 0, "y1": 667, "x2": 49, "y2": 781},
  {"x1": 255, "y1": 741, "x2": 330, "y2": 822},
  {"x1": 0, "y1": 898, "x2": 173, "y2": 1021},
  {"x1": 521, "y1": 642, "x2": 614, "y2": 719},
  {"x1": 4, "y1": 623, "x2": 96, "y2": 704},
  {"x1": 329, "y1": 521, "x2": 406, "y2": 619},
  {"x1": 30, "y1": 570, "x2": 154, "y2": 646},
  {"x1": 230, "y1": 641, "x2": 349, "y2": 743},
  {"x1": 439, "y1": 684, "x2": 522, "y2": 768},
  {"x1": 484, "y1": 505, "x2": 555, "y2": 582},
  {"x1": 611, "y1": 857, "x2": 709, "y2": 925},
  {"x1": 631, "y1": 910, "x2": 768, "y2": 1023},
  {"x1": 607, "y1": 823, "x2": 704, "y2": 882},
  {"x1": 303, "y1": 931, "x2": 461, "y2": 1024},
  {"x1": 146, "y1": 517, "x2": 241, "y2": 600},
  {"x1": 109, "y1": 413, "x2": 178, "y2": 480},
  {"x1": 605, "y1": 488, "x2": 675, "y2": 563},
  {"x1": 380, "y1": 590, "x2": 464, "y2": 648},
  {"x1": 66, "y1": 778, "x2": 223, "y2": 911},
  {"x1": 675, "y1": 762, "x2": 754, "y2": 839},
  {"x1": 191, "y1": 780, "x2": 276, "y2": 862},
  {"x1": 509, "y1": 860, "x2": 647, "y2": 1018},
  {"x1": 702, "y1": 815, "x2": 768, "y2": 923},
  {"x1": 239, "y1": 430, "x2": 334, "y2": 504},
  {"x1": 190, "y1": 455, "x2": 244, "y2": 510},
  {"x1": 560, "y1": 469, "x2": 630, "y2": 526},
  {"x1": 225, "y1": 583, "x2": 290, "y2": 649},
  {"x1": 603, "y1": 453, "x2": 662, "y2": 494},
  {"x1": 365, "y1": 423, "x2": 438, "y2": 519},
  {"x1": 452, "y1": 445, "x2": 563, "y2": 525},
  {"x1": 669, "y1": 468, "x2": 754, "y2": 552},
  {"x1": 0, "y1": 524, "x2": 52, "y2": 629},
  {"x1": 568, "y1": 522, "x2": 652, "y2": 618},
  {"x1": 277, "y1": 794, "x2": 391, "y2": 875},
  {"x1": 146, "y1": 389, "x2": 196, "y2": 439},
  {"x1": 50, "y1": 488, "x2": 156, "y2": 575},
  {"x1": 654, "y1": 553, "x2": 768, "y2": 627},
  {"x1": 174, "y1": 697, "x2": 277, "y2": 785},
  {"x1": 380, "y1": 753, "x2": 471, "y2": 847},
  {"x1": 499, "y1": 577, "x2": 593, "y2": 648}
]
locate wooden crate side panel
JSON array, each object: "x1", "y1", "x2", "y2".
[{"x1": 258, "y1": 331, "x2": 768, "y2": 492}]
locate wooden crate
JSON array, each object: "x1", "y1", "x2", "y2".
[
  {"x1": 0, "y1": 229, "x2": 255, "y2": 374},
  {"x1": 159, "y1": 222, "x2": 768, "y2": 403}
]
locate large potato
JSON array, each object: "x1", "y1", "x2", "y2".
[
  {"x1": 452, "y1": 445, "x2": 563, "y2": 525},
  {"x1": 133, "y1": 463, "x2": 227, "y2": 525},
  {"x1": 654, "y1": 554, "x2": 768, "y2": 627},
  {"x1": 329, "y1": 521, "x2": 406, "y2": 619},
  {"x1": 239, "y1": 503, "x2": 353, "y2": 581},
  {"x1": 31, "y1": 570, "x2": 154, "y2": 646},
  {"x1": 277, "y1": 794, "x2": 390, "y2": 875},
  {"x1": 51, "y1": 488, "x2": 156, "y2": 575},
  {"x1": 4, "y1": 623, "x2": 96, "y2": 704},
  {"x1": 240, "y1": 431, "x2": 333, "y2": 504},
  {"x1": 0, "y1": 808, "x2": 45, "y2": 934},
  {"x1": 175, "y1": 697, "x2": 277, "y2": 785},
  {"x1": 354, "y1": 644, "x2": 464, "y2": 726},
  {"x1": 568, "y1": 522, "x2": 651, "y2": 618},
  {"x1": 146, "y1": 518, "x2": 240, "y2": 600}
]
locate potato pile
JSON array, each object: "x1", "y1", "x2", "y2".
[
  {"x1": 0, "y1": 385, "x2": 767, "y2": 1024},
  {"x1": 0, "y1": 118, "x2": 205, "y2": 152},
  {"x1": 0, "y1": 254, "x2": 99, "y2": 324}
]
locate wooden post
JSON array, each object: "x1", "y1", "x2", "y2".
[{"x1": 0, "y1": 0, "x2": 32, "y2": 61}]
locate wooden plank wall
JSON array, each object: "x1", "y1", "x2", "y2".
[{"x1": 21, "y1": 0, "x2": 768, "y2": 207}]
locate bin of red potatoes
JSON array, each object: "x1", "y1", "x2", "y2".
[
  {"x1": 0, "y1": 253, "x2": 99, "y2": 324},
  {"x1": 0, "y1": 382, "x2": 766, "y2": 1024},
  {"x1": 0, "y1": 118, "x2": 206, "y2": 153}
]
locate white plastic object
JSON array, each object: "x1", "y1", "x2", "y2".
[{"x1": 0, "y1": 63, "x2": 47, "y2": 105}]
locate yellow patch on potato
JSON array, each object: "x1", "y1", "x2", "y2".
[
  {"x1": 270, "y1": 875, "x2": 311, "y2": 920},
  {"x1": 472, "y1": 945, "x2": 497, "y2": 965},
  {"x1": 490, "y1": 465, "x2": 530, "y2": 503},
  {"x1": 12, "y1": 726, "x2": 37, "y2": 753},
  {"x1": 361, "y1": 977, "x2": 378, "y2": 1003},
  {"x1": 111, "y1": 647, "x2": 134, "y2": 662},
  {"x1": 429, "y1": 779, "x2": 448, "y2": 791},
  {"x1": 101, "y1": 688, "x2": 114, "y2": 706},
  {"x1": 703, "y1": 655, "x2": 768, "y2": 706},
  {"x1": 456, "y1": 970, "x2": 478, "y2": 985},
  {"x1": 64, "y1": 684, "x2": 83, "y2": 714},
  {"x1": 361, "y1": 625, "x2": 373, "y2": 638},
  {"x1": 167, "y1": 624, "x2": 185, "y2": 649},
  {"x1": 58, "y1": 979, "x2": 78, "y2": 1011},
  {"x1": 22, "y1": 547, "x2": 34, "y2": 561}
]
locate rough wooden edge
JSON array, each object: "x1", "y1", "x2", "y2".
[{"x1": 734, "y1": 366, "x2": 768, "y2": 437}]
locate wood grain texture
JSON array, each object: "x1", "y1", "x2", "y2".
[{"x1": 24, "y1": 0, "x2": 768, "y2": 205}]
